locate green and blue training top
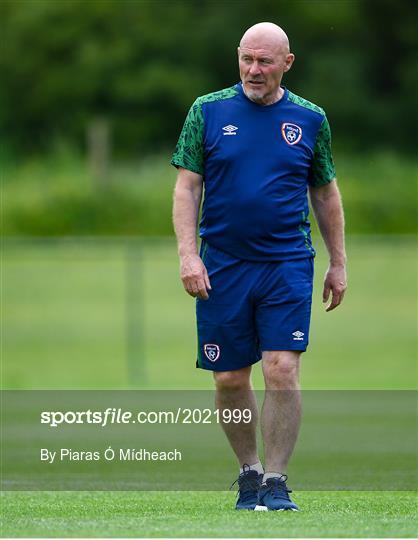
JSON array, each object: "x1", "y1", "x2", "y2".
[{"x1": 171, "y1": 83, "x2": 336, "y2": 261}]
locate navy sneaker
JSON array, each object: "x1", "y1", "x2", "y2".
[
  {"x1": 231, "y1": 464, "x2": 263, "y2": 510},
  {"x1": 255, "y1": 475, "x2": 299, "y2": 511}
]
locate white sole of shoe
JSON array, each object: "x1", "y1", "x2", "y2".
[
  {"x1": 254, "y1": 505, "x2": 268, "y2": 511},
  {"x1": 254, "y1": 505, "x2": 299, "y2": 512}
]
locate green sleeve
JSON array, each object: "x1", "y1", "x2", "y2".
[
  {"x1": 310, "y1": 116, "x2": 336, "y2": 187},
  {"x1": 170, "y1": 98, "x2": 204, "y2": 175}
]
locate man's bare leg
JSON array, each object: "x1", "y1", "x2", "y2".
[
  {"x1": 213, "y1": 366, "x2": 260, "y2": 466},
  {"x1": 261, "y1": 350, "x2": 301, "y2": 473}
]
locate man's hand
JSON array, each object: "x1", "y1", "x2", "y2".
[
  {"x1": 323, "y1": 263, "x2": 347, "y2": 312},
  {"x1": 180, "y1": 254, "x2": 212, "y2": 300},
  {"x1": 309, "y1": 180, "x2": 347, "y2": 312}
]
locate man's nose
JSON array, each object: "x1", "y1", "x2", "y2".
[{"x1": 248, "y1": 61, "x2": 261, "y2": 75}]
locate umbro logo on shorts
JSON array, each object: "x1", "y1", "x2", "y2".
[
  {"x1": 292, "y1": 330, "x2": 304, "y2": 341},
  {"x1": 204, "y1": 343, "x2": 220, "y2": 362},
  {"x1": 222, "y1": 124, "x2": 238, "y2": 135}
]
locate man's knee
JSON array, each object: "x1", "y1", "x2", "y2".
[
  {"x1": 262, "y1": 351, "x2": 300, "y2": 388},
  {"x1": 213, "y1": 367, "x2": 251, "y2": 391}
]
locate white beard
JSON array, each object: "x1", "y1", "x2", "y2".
[{"x1": 243, "y1": 86, "x2": 265, "y2": 104}]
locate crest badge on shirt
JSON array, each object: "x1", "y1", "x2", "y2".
[
  {"x1": 281, "y1": 123, "x2": 303, "y2": 145},
  {"x1": 204, "y1": 343, "x2": 220, "y2": 362}
]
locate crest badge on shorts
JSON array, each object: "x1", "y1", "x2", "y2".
[
  {"x1": 281, "y1": 123, "x2": 302, "y2": 145},
  {"x1": 204, "y1": 343, "x2": 220, "y2": 362}
]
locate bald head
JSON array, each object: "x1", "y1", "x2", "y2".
[
  {"x1": 237, "y1": 22, "x2": 294, "y2": 106},
  {"x1": 240, "y1": 22, "x2": 290, "y2": 55}
]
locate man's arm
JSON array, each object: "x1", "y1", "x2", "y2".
[
  {"x1": 173, "y1": 167, "x2": 211, "y2": 300},
  {"x1": 309, "y1": 179, "x2": 347, "y2": 311}
]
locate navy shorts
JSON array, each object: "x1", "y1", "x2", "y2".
[{"x1": 196, "y1": 241, "x2": 314, "y2": 371}]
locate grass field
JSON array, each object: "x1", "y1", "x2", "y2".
[
  {"x1": 2, "y1": 491, "x2": 417, "y2": 538},
  {"x1": 3, "y1": 235, "x2": 416, "y2": 390},
  {"x1": 2, "y1": 235, "x2": 417, "y2": 537}
]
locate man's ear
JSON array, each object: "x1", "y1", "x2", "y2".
[{"x1": 284, "y1": 53, "x2": 295, "y2": 72}]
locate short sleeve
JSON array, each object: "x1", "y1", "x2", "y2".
[
  {"x1": 170, "y1": 98, "x2": 204, "y2": 175},
  {"x1": 310, "y1": 116, "x2": 336, "y2": 187}
]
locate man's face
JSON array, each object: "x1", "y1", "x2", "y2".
[{"x1": 238, "y1": 46, "x2": 293, "y2": 105}]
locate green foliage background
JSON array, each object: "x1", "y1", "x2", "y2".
[
  {"x1": 1, "y1": 0, "x2": 417, "y2": 235},
  {"x1": 3, "y1": 149, "x2": 417, "y2": 236},
  {"x1": 2, "y1": 0, "x2": 418, "y2": 155}
]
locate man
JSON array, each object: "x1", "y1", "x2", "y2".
[{"x1": 171, "y1": 22, "x2": 347, "y2": 511}]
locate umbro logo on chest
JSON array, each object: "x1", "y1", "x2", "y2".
[{"x1": 222, "y1": 124, "x2": 238, "y2": 135}]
